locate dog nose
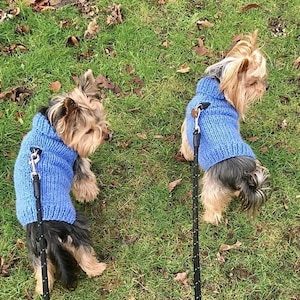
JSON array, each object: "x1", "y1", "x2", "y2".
[
  {"x1": 104, "y1": 130, "x2": 113, "y2": 141},
  {"x1": 265, "y1": 82, "x2": 269, "y2": 90}
]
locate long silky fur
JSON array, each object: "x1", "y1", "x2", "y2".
[
  {"x1": 207, "y1": 156, "x2": 269, "y2": 211},
  {"x1": 26, "y1": 212, "x2": 93, "y2": 290}
]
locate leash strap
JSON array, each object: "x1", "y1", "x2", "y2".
[
  {"x1": 191, "y1": 102, "x2": 210, "y2": 300},
  {"x1": 29, "y1": 148, "x2": 50, "y2": 300}
]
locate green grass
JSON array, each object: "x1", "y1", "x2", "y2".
[{"x1": 1, "y1": 0, "x2": 299, "y2": 299}]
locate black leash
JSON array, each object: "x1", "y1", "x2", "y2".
[
  {"x1": 30, "y1": 147, "x2": 50, "y2": 300},
  {"x1": 191, "y1": 102, "x2": 210, "y2": 300}
]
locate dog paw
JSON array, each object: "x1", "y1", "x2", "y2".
[
  {"x1": 202, "y1": 211, "x2": 222, "y2": 225},
  {"x1": 86, "y1": 262, "x2": 106, "y2": 277},
  {"x1": 72, "y1": 179, "x2": 99, "y2": 202}
]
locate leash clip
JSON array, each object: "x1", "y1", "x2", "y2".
[
  {"x1": 191, "y1": 102, "x2": 211, "y2": 133},
  {"x1": 29, "y1": 148, "x2": 42, "y2": 179}
]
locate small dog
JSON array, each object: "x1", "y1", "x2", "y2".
[
  {"x1": 14, "y1": 70, "x2": 112, "y2": 294},
  {"x1": 180, "y1": 31, "x2": 269, "y2": 225}
]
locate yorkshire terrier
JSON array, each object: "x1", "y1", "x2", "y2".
[
  {"x1": 14, "y1": 70, "x2": 112, "y2": 294},
  {"x1": 180, "y1": 31, "x2": 269, "y2": 225}
]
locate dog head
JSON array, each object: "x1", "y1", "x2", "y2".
[
  {"x1": 45, "y1": 69, "x2": 112, "y2": 157},
  {"x1": 204, "y1": 30, "x2": 268, "y2": 116}
]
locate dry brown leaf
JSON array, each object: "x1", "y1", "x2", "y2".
[
  {"x1": 84, "y1": 19, "x2": 99, "y2": 39},
  {"x1": 66, "y1": 36, "x2": 80, "y2": 47},
  {"x1": 174, "y1": 151, "x2": 188, "y2": 162},
  {"x1": 15, "y1": 24, "x2": 30, "y2": 34},
  {"x1": 50, "y1": 80, "x2": 61, "y2": 93},
  {"x1": 153, "y1": 135, "x2": 164, "y2": 139},
  {"x1": 216, "y1": 251, "x2": 226, "y2": 264},
  {"x1": 125, "y1": 65, "x2": 135, "y2": 74},
  {"x1": 77, "y1": 48, "x2": 94, "y2": 61},
  {"x1": 95, "y1": 74, "x2": 122, "y2": 94},
  {"x1": 260, "y1": 146, "x2": 268, "y2": 153},
  {"x1": 246, "y1": 136, "x2": 259, "y2": 142},
  {"x1": 278, "y1": 119, "x2": 288, "y2": 130},
  {"x1": 117, "y1": 139, "x2": 132, "y2": 148},
  {"x1": 16, "y1": 238, "x2": 25, "y2": 250},
  {"x1": 219, "y1": 241, "x2": 242, "y2": 251},
  {"x1": 129, "y1": 76, "x2": 145, "y2": 88},
  {"x1": 196, "y1": 19, "x2": 214, "y2": 29},
  {"x1": 169, "y1": 178, "x2": 182, "y2": 192},
  {"x1": 294, "y1": 56, "x2": 300, "y2": 69},
  {"x1": 162, "y1": 40, "x2": 168, "y2": 48},
  {"x1": 107, "y1": 3, "x2": 123, "y2": 26},
  {"x1": 174, "y1": 270, "x2": 189, "y2": 286},
  {"x1": 136, "y1": 133, "x2": 147, "y2": 140},
  {"x1": 240, "y1": 3, "x2": 261, "y2": 12},
  {"x1": 176, "y1": 63, "x2": 190, "y2": 73}
]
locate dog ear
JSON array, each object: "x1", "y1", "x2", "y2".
[
  {"x1": 238, "y1": 57, "x2": 249, "y2": 75},
  {"x1": 64, "y1": 97, "x2": 78, "y2": 115},
  {"x1": 79, "y1": 69, "x2": 99, "y2": 99}
]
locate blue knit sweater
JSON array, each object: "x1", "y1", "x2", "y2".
[
  {"x1": 185, "y1": 77, "x2": 255, "y2": 171},
  {"x1": 14, "y1": 113, "x2": 78, "y2": 227}
]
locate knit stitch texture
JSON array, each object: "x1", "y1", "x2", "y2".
[
  {"x1": 185, "y1": 77, "x2": 255, "y2": 171},
  {"x1": 14, "y1": 113, "x2": 78, "y2": 227}
]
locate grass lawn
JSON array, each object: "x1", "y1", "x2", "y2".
[{"x1": 0, "y1": 0, "x2": 299, "y2": 299}]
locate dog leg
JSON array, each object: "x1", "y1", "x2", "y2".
[
  {"x1": 32, "y1": 256, "x2": 55, "y2": 295},
  {"x1": 62, "y1": 238, "x2": 106, "y2": 277},
  {"x1": 72, "y1": 156, "x2": 99, "y2": 202},
  {"x1": 180, "y1": 119, "x2": 194, "y2": 161},
  {"x1": 200, "y1": 172, "x2": 233, "y2": 225}
]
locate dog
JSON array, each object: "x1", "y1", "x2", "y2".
[
  {"x1": 180, "y1": 31, "x2": 269, "y2": 225},
  {"x1": 14, "y1": 70, "x2": 112, "y2": 294}
]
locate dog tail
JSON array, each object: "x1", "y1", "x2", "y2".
[
  {"x1": 238, "y1": 161, "x2": 269, "y2": 211},
  {"x1": 47, "y1": 237, "x2": 79, "y2": 290},
  {"x1": 43, "y1": 222, "x2": 80, "y2": 290}
]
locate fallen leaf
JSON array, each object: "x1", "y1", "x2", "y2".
[
  {"x1": 84, "y1": 19, "x2": 99, "y2": 39},
  {"x1": 136, "y1": 133, "x2": 147, "y2": 140},
  {"x1": 15, "y1": 111, "x2": 25, "y2": 124},
  {"x1": 95, "y1": 74, "x2": 122, "y2": 94},
  {"x1": 174, "y1": 270, "x2": 189, "y2": 286},
  {"x1": 0, "y1": 87, "x2": 33, "y2": 104},
  {"x1": 294, "y1": 56, "x2": 300, "y2": 69},
  {"x1": 15, "y1": 24, "x2": 30, "y2": 34},
  {"x1": 278, "y1": 119, "x2": 288, "y2": 130},
  {"x1": 240, "y1": 3, "x2": 261, "y2": 12},
  {"x1": 106, "y1": 3, "x2": 123, "y2": 26},
  {"x1": 246, "y1": 136, "x2": 259, "y2": 142},
  {"x1": 174, "y1": 151, "x2": 188, "y2": 162},
  {"x1": 125, "y1": 65, "x2": 135, "y2": 74},
  {"x1": 50, "y1": 80, "x2": 61, "y2": 93},
  {"x1": 260, "y1": 146, "x2": 268, "y2": 153},
  {"x1": 66, "y1": 36, "x2": 80, "y2": 47},
  {"x1": 77, "y1": 48, "x2": 94, "y2": 61},
  {"x1": 176, "y1": 63, "x2": 190, "y2": 73},
  {"x1": 169, "y1": 178, "x2": 182, "y2": 192},
  {"x1": 196, "y1": 19, "x2": 214, "y2": 29},
  {"x1": 216, "y1": 251, "x2": 226, "y2": 264},
  {"x1": 116, "y1": 139, "x2": 132, "y2": 148},
  {"x1": 16, "y1": 239, "x2": 25, "y2": 250},
  {"x1": 0, "y1": 256, "x2": 18, "y2": 277},
  {"x1": 219, "y1": 241, "x2": 242, "y2": 251},
  {"x1": 153, "y1": 135, "x2": 164, "y2": 139},
  {"x1": 76, "y1": 0, "x2": 98, "y2": 18}
]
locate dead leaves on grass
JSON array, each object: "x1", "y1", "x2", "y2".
[
  {"x1": 106, "y1": 3, "x2": 123, "y2": 26},
  {"x1": 217, "y1": 241, "x2": 242, "y2": 265},
  {"x1": 0, "y1": 87, "x2": 33, "y2": 105},
  {"x1": 169, "y1": 178, "x2": 182, "y2": 192}
]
